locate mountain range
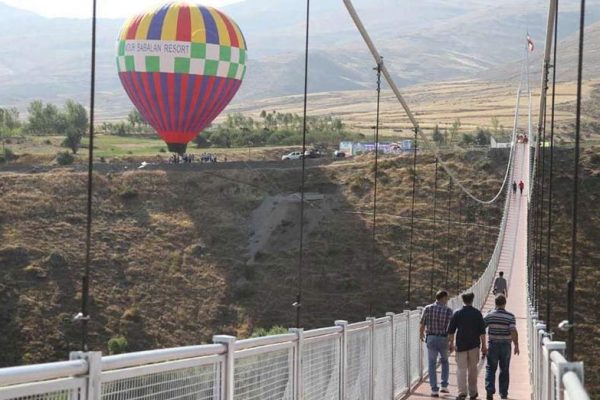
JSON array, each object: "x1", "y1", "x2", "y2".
[{"x1": 0, "y1": 0, "x2": 598, "y2": 119}]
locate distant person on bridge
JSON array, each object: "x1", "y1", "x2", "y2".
[
  {"x1": 493, "y1": 271, "x2": 508, "y2": 297},
  {"x1": 518, "y1": 180, "x2": 525, "y2": 195},
  {"x1": 448, "y1": 292, "x2": 487, "y2": 400},
  {"x1": 420, "y1": 290, "x2": 453, "y2": 397},
  {"x1": 484, "y1": 294, "x2": 520, "y2": 400},
  {"x1": 512, "y1": 181, "x2": 517, "y2": 195}
]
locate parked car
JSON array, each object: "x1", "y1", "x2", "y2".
[
  {"x1": 333, "y1": 150, "x2": 346, "y2": 159},
  {"x1": 281, "y1": 151, "x2": 304, "y2": 160}
]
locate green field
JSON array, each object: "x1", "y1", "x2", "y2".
[
  {"x1": 82, "y1": 135, "x2": 167, "y2": 157},
  {"x1": 4, "y1": 134, "x2": 303, "y2": 164}
]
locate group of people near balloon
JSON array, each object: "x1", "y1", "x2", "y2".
[{"x1": 168, "y1": 153, "x2": 219, "y2": 164}]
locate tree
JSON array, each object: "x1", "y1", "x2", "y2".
[
  {"x1": 0, "y1": 107, "x2": 21, "y2": 153},
  {"x1": 491, "y1": 116, "x2": 500, "y2": 134},
  {"x1": 449, "y1": 118, "x2": 461, "y2": 144},
  {"x1": 26, "y1": 101, "x2": 65, "y2": 135},
  {"x1": 461, "y1": 133, "x2": 475, "y2": 145},
  {"x1": 194, "y1": 133, "x2": 210, "y2": 148},
  {"x1": 127, "y1": 109, "x2": 147, "y2": 128},
  {"x1": 61, "y1": 100, "x2": 88, "y2": 154},
  {"x1": 432, "y1": 124, "x2": 444, "y2": 144},
  {"x1": 475, "y1": 128, "x2": 491, "y2": 146}
]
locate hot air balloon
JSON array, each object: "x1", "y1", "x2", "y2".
[{"x1": 116, "y1": 2, "x2": 247, "y2": 154}]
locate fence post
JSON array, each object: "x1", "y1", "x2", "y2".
[
  {"x1": 403, "y1": 310, "x2": 411, "y2": 390},
  {"x1": 416, "y1": 307, "x2": 424, "y2": 380},
  {"x1": 366, "y1": 317, "x2": 376, "y2": 400},
  {"x1": 336, "y1": 320, "x2": 348, "y2": 400},
  {"x1": 534, "y1": 323, "x2": 546, "y2": 400},
  {"x1": 70, "y1": 351, "x2": 102, "y2": 400},
  {"x1": 543, "y1": 341, "x2": 566, "y2": 400},
  {"x1": 289, "y1": 328, "x2": 305, "y2": 400},
  {"x1": 386, "y1": 312, "x2": 395, "y2": 398},
  {"x1": 213, "y1": 335, "x2": 236, "y2": 400},
  {"x1": 554, "y1": 358, "x2": 585, "y2": 400}
]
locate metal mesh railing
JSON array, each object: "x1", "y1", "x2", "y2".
[
  {"x1": 372, "y1": 322, "x2": 392, "y2": 400},
  {"x1": 392, "y1": 316, "x2": 408, "y2": 397},
  {"x1": 408, "y1": 312, "x2": 421, "y2": 386},
  {"x1": 346, "y1": 327, "x2": 370, "y2": 400},
  {"x1": 302, "y1": 335, "x2": 341, "y2": 400},
  {"x1": 0, "y1": 360, "x2": 88, "y2": 400},
  {"x1": 233, "y1": 347, "x2": 293, "y2": 400},
  {"x1": 102, "y1": 361, "x2": 221, "y2": 400},
  {"x1": 0, "y1": 379, "x2": 86, "y2": 400}
]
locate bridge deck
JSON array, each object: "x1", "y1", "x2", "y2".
[{"x1": 406, "y1": 144, "x2": 531, "y2": 400}]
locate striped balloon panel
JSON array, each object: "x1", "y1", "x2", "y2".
[
  {"x1": 118, "y1": 3, "x2": 246, "y2": 48},
  {"x1": 119, "y1": 71, "x2": 242, "y2": 144}
]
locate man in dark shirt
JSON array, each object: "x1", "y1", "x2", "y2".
[{"x1": 448, "y1": 292, "x2": 487, "y2": 400}]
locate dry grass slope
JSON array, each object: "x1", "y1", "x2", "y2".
[{"x1": 0, "y1": 149, "x2": 505, "y2": 365}]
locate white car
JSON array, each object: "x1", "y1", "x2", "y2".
[{"x1": 281, "y1": 151, "x2": 304, "y2": 160}]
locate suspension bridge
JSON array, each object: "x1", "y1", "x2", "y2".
[{"x1": 0, "y1": 0, "x2": 591, "y2": 399}]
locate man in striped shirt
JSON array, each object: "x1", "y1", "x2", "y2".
[
  {"x1": 484, "y1": 295, "x2": 520, "y2": 400},
  {"x1": 420, "y1": 290, "x2": 453, "y2": 397}
]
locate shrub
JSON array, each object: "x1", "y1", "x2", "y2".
[
  {"x1": 118, "y1": 187, "x2": 138, "y2": 200},
  {"x1": 251, "y1": 326, "x2": 288, "y2": 338},
  {"x1": 56, "y1": 151, "x2": 74, "y2": 165},
  {"x1": 107, "y1": 335, "x2": 128, "y2": 355},
  {"x1": 159, "y1": 148, "x2": 166, "y2": 153},
  {"x1": 0, "y1": 148, "x2": 16, "y2": 163}
]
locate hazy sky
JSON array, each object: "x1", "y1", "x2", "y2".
[{"x1": 1, "y1": 0, "x2": 244, "y2": 19}]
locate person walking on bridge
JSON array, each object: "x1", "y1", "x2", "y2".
[
  {"x1": 448, "y1": 292, "x2": 487, "y2": 400},
  {"x1": 518, "y1": 180, "x2": 525, "y2": 195},
  {"x1": 512, "y1": 181, "x2": 517, "y2": 195},
  {"x1": 493, "y1": 271, "x2": 508, "y2": 297},
  {"x1": 484, "y1": 295, "x2": 520, "y2": 400},
  {"x1": 420, "y1": 290, "x2": 453, "y2": 397}
]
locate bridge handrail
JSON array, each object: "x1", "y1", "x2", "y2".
[{"x1": 528, "y1": 307, "x2": 589, "y2": 400}]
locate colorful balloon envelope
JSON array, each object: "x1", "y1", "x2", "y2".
[{"x1": 116, "y1": 2, "x2": 247, "y2": 153}]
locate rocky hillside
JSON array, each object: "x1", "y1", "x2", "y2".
[{"x1": 0, "y1": 149, "x2": 507, "y2": 364}]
